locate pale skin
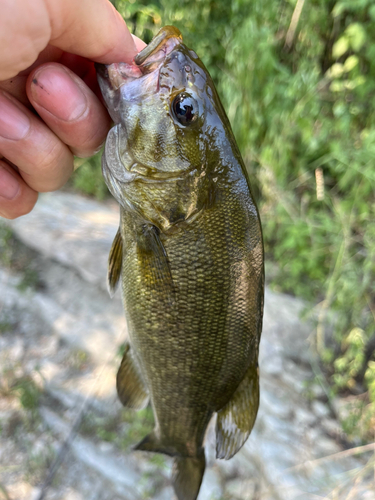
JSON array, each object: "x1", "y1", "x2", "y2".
[{"x1": 0, "y1": 0, "x2": 146, "y2": 219}]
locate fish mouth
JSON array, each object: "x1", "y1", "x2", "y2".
[
  {"x1": 134, "y1": 25, "x2": 182, "y2": 66},
  {"x1": 96, "y1": 26, "x2": 183, "y2": 118}
]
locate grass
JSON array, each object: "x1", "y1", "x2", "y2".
[{"x1": 12, "y1": 376, "x2": 42, "y2": 411}]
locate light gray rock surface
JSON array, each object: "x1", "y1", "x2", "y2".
[{"x1": 1, "y1": 191, "x2": 374, "y2": 500}]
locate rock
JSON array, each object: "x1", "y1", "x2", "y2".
[
  {"x1": 315, "y1": 436, "x2": 341, "y2": 455},
  {"x1": 321, "y1": 417, "x2": 343, "y2": 438},
  {"x1": 309, "y1": 382, "x2": 326, "y2": 399},
  {"x1": 199, "y1": 467, "x2": 223, "y2": 499},
  {"x1": 153, "y1": 487, "x2": 175, "y2": 500},
  {"x1": 294, "y1": 406, "x2": 316, "y2": 426},
  {"x1": 58, "y1": 490, "x2": 82, "y2": 500},
  {"x1": 225, "y1": 478, "x2": 257, "y2": 499},
  {"x1": 311, "y1": 400, "x2": 330, "y2": 418},
  {"x1": 261, "y1": 288, "x2": 313, "y2": 365},
  {"x1": 40, "y1": 407, "x2": 141, "y2": 499},
  {"x1": 3, "y1": 192, "x2": 119, "y2": 288}
]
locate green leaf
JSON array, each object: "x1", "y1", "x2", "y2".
[
  {"x1": 346, "y1": 23, "x2": 367, "y2": 52},
  {"x1": 343, "y1": 55, "x2": 359, "y2": 72},
  {"x1": 332, "y1": 36, "x2": 349, "y2": 58},
  {"x1": 328, "y1": 63, "x2": 344, "y2": 78}
]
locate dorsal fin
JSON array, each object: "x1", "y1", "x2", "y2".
[{"x1": 107, "y1": 227, "x2": 123, "y2": 297}]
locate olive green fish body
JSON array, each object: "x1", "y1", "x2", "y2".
[
  {"x1": 97, "y1": 26, "x2": 264, "y2": 500},
  {"x1": 121, "y1": 169, "x2": 262, "y2": 452}
]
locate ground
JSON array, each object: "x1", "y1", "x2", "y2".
[{"x1": 0, "y1": 192, "x2": 374, "y2": 500}]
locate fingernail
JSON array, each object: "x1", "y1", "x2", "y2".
[
  {"x1": 31, "y1": 66, "x2": 87, "y2": 121},
  {"x1": 0, "y1": 92, "x2": 31, "y2": 140},
  {"x1": 0, "y1": 165, "x2": 20, "y2": 200}
]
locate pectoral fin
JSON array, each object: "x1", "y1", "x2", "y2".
[
  {"x1": 116, "y1": 343, "x2": 149, "y2": 409},
  {"x1": 107, "y1": 227, "x2": 123, "y2": 297},
  {"x1": 216, "y1": 363, "x2": 259, "y2": 460},
  {"x1": 137, "y1": 223, "x2": 175, "y2": 301}
]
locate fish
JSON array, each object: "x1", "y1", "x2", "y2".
[{"x1": 96, "y1": 25, "x2": 264, "y2": 500}]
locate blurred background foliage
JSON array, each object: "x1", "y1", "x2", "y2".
[{"x1": 72, "y1": 0, "x2": 375, "y2": 439}]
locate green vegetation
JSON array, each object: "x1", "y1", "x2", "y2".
[
  {"x1": 80, "y1": 406, "x2": 155, "y2": 450},
  {"x1": 72, "y1": 151, "x2": 109, "y2": 200},
  {"x1": 0, "y1": 226, "x2": 13, "y2": 268},
  {"x1": 0, "y1": 365, "x2": 43, "y2": 438},
  {"x1": 0, "y1": 225, "x2": 43, "y2": 292},
  {"x1": 12, "y1": 376, "x2": 42, "y2": 411},
  {"x1": 73, "y1": 0, "x2": 374, "y2": 439}
]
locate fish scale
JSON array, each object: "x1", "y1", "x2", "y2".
[{"x1": 97, "y1": 25, "x2": 264, "y2": 500}]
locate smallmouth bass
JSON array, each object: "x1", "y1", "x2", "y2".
[{"x1": 96, "y1": 26, "x2": 264, "y2": 500}]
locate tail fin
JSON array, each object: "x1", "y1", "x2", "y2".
[
  {"x1": 135, "y1": 433, "x2": 206, "y2": 499},
  {"x1": 172, "y1": 453, "x2": 206, "y2": 500}
]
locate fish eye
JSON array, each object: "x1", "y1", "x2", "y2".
[{"x1": 172, "y1": 93, "x2": 198, "y2": 126}]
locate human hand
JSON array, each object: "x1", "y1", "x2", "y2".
[{"x1": 0, "y1": 0, "x2": 146, "y2": 219}]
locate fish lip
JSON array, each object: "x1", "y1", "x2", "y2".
[
  {"x1": 134, "y1": 25, "x2": 183, "y2": 66},
  {"x1": 98, "y1": 26, "x2": 183, "y2": 97}
]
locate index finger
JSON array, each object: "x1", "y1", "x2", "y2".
[
  {"x1": 47, "y1": 0, "x2": 137, "y2": 63},
  {"x1": 0, "y1": 0, "x2": 137, "y2": 81}
]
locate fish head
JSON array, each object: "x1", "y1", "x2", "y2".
[
  {"x1": 97, "y1": 26, "x2": 232, "y2": 181},
  {"x1": 97, "y1": 26, "x2": 240, "y2": 229}
]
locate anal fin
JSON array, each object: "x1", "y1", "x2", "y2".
[
  {"x1": 216, "y1": 363, "x2": 259, "y2": 460},
  {"x1": 116, "y1": 343, "x2": 149, "y2": 409},
  {"x1": 108, "y1": 227, "x2": 123, "y2": 297}
]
